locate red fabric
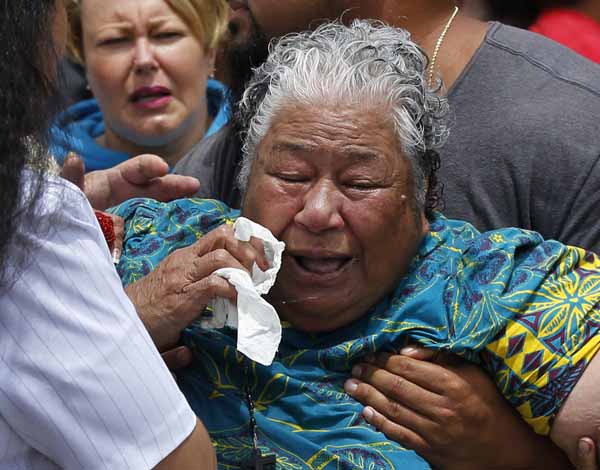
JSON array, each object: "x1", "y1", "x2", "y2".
[
  {"x1": 95, "y1": 210, "x2": 116, "y2": 250},
  {"x1": 530, "y1": 8, "x2": 600, "y2": 63}
]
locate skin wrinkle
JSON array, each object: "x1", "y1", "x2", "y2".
[
  {"x1": 242, "y1": 104, "x2": 428, "y2": 333},
  {"x1": 80, "y1": 0, "x2": 215, "y2": 166},
  {"x1": 237, "y1": 23, "x2": 449, "y2": 211}
]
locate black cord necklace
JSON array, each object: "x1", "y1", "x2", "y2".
[{"x1": 241, "y1": 361, "x2": 277, "y2": 470}]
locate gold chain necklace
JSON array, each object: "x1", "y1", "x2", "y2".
[{"x1": 428, "y1": 6, "x2": 460, "y2": 87}]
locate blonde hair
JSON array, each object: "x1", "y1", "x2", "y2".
[{"x1": 66, "y1": 0, "x2": 228, "y2": 64}]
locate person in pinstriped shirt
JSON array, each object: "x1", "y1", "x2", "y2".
[{"x1": 0, "y1": 0, "x2": 234, "y2": 467}]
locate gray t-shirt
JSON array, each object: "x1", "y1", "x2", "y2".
[
  {"x1": 174, "y1": 22, "x2": 600, "y2": 252},
  {"x1": 442, "y1": 22, "x2": 600, "y2": 252},
  {"x1": 173, "y1": 125, "x2": 242, "y2": 208}
]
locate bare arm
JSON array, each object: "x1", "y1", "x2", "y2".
[
  {"x1": 155, "y1": 419, "x2": 217, "y2": 470},
  {"x1": 551, "y1": 349, "x2": 600, "y2": 465}
]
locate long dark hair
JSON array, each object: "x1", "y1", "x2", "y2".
[{"x1": 0, "y1": 0, "x2": 62, "y2": 285}]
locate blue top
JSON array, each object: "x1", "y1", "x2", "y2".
[
  {"x1": 50, "y1": 79, "x2": 230, "y2": 172},
  {"x1": 110, "y1": 197, "x2": 600, "y2": 469}
]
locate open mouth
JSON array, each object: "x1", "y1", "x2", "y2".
[
  {"x1": 294, "y1": 256, "x2": 352, "y2": 275},
  {"x1": 130, "y1": 86, "x2": 172, "y2": 104}
]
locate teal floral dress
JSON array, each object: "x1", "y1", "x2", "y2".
[{"x1": 112, "y1": 198, "x2": 600, "y2": 470}]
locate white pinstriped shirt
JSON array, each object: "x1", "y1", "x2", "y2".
[{"x1": 0, "y1": 172, "x2": 197, "y2": 469}]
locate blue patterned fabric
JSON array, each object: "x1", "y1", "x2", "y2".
[{"x1": 111, "y1": 198, "x2": 600, "y2": 469}]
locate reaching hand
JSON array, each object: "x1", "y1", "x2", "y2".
[
  {"x1": 125, "y1": 224, "x2": 268, "y2": 352},
  {"x1": 61, "y1": 153, "x2": 200, "y2": 210},
  {"x1": 344, "y1": 347, "x2": 571, "y2": 470}
]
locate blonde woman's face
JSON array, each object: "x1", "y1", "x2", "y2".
[{"x1": 81, "y1": 0, "x2": 216, "y2": 148}]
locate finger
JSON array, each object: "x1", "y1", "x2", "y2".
[
  {"x1": 141, "y1": 174, "x2": 201, "y2": 201},
  {"x1": 369, "y1": 352, "x2": 458, "y2": 395},
  {"x1": 161, "y1": 346, "x2": 193, "y2": 371},
  {"x1": 168, "y1": 275, "x2": 237, "y2": 332},
  {"x1": 61, "y1": 152, "x2": 86, "y2": 189},
  {"x1": 345, "y1": 378, "x2": 433, "y2": 430},
  {"x1": 224, "y1": 237, "x2": 269, "y2": 273},
  {"x1": 185, "y1": 273, "x2": 238, "y2": 302},
  {"x1": 185, "y1": 248, "x2": 249, "y2": 283},
  {"x1": 575, "y1": 438, "x2": 598, "y2": 470},
  {"x1": 192, "y1": 226, "x2": 269, "y2": 273},
  {"x1": 361, "y1": 405, "x2": 431, "y2": 456},
  {"x1": 249, "y1": 236, "x2": 269, "y2": 271},
  {"x1": 120, "y1": 154, "x2": 169, "y2": 184},
  {"x1": 111, "y1": 214, "x2": 124, "y2": 264},
  {"x1": 399, "y1": 344, "x2": 439, "y2": 361},
  {"x1": 350, "y1": 362, "x2": 446, "y2": 420}
]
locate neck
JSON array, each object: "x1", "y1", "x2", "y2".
[
  {"x1": 101, "y1": 110, "x2": 211, "y2": 168},
  {"x1": 339, "y1": 0, "x2": 489, "y2": 88},
  {"x1": 573, "y1": 0, "x2": 600, "y2": 23}
]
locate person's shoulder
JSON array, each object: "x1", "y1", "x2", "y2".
[
  {"x1": 22, "y1": 169, "x2": 89, "y2": 216},
  {"x1": 482, "y1": 22, "x2": 600, "y2": 97},
  {"x1": 175, "y1": 123, "x2": 235, "y2": 175}
]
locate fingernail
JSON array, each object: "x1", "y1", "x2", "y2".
[
  {"x1": 579, "y1": 438, "x2": 592, "y2": 457},
  {"x1": 344, "y1": 379, "x2": 358, "y2": 394},
  {"x1": 352, "y1": 365, "x2": 363, "y2": 377},
  {"x1": 112, "y1": 248, "x2": 121, "y2": 265},
  {"x1": 363, "y1": 407, "x2": 374, "y2": 420},
  {"x1": 400, "y1": 346, "x2": 416, "y2": 355}
]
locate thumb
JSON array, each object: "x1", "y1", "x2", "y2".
[
  {"x1": 61, "y1": 152, "x2": 86, "y2": 190},
  {"x1": 119, "y1": 154, "x2": 169, "y2": 185}
]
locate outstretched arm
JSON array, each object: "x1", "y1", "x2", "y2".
[{"x1": 61, "y1": 152, "x2": 200, "y2": 210}]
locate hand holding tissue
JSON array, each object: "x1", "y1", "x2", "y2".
[{"x1": 203, "y1": 217, "x2": 285, "y2": 366}]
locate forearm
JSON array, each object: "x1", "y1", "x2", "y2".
[{"x1": 155, "y1": 419, "x2": 217, "y2": 470}]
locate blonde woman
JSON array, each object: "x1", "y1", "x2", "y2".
[{"x1": 51, "y1": 0, "x2": 230, "y2": 171}]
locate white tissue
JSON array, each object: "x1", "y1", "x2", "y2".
[{"x1": 203, "y1": 217, "x2": 285, "y2": 366}]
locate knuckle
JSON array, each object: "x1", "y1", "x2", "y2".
[
  {"x1": 203, "y1": 275, "x2": 223, "y2": 292},
  {"x1": 215, "y1": 224, "x2": 234, "y2": 238},
  {"x1": 388, "y1": 375, "x2": 407, "y2": 397},
  {"x1": 437, "y1": 405, "x2": 458, "y2": 424},
  {"x1": 386, "y1": 399, "x2": 406, "y2": 422},
  {"x1": 211, "y1": 248, "x2": 230, "y2": 265},
  {"x1": 389, "y1": 355, "x2": 412, "y2": 375}
]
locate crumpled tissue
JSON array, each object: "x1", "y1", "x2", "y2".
[{"x1": 202, "y1": 217, "x2": 285, "y2": 366}]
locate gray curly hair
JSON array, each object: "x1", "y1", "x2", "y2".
[{"x1": 237, "y1": 20, "x2": 449, "y2": 212}]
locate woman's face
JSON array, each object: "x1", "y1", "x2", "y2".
[
  {"x1": 81, "y1": 0, "x2": 215, "y2": 148},
  {"x1": 243, "y1": 105, "x2": 429, "y2": 333}
]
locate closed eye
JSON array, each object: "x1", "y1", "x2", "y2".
[
  {"x1": 153, "y1": 31, "x2": 183, "y2": 41},
  {"x1": 274, "y1": 173, "x2": 310, "y2": 183},
  {"x1": 344, "y1": 180, "x2": 379, "y2": 190},
  {"x1": 97, "y1": 36, "x2": 129, "y2": 47}
]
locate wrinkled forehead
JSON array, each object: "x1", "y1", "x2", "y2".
[
  {"x1": 257, "y1": 104, "x2": 409, "y2": 172},
  {"x1": 81, "y1": 0, "x2": 177, "y2": 29}
]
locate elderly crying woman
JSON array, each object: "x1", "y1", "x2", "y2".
[{"x1": 112, "y1": 21, "x2": 600, "y2": 469}]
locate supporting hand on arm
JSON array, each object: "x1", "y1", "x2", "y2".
[
  {"x1": 125, "y1": 224, "x2": 268, "y2": 352},
  {"x1": 344, "y1": 347, "x2": 572, "y2": 470}
]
